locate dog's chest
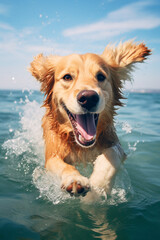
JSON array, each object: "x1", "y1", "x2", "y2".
[{"x1": 64, "y1": 147, "x2": 100, "y2": 164}]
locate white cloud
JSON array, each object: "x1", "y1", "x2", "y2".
[
  {"x1": 0, "y1": 1, "x2": 159, "y2": 90},
  {"x1": 63, "y1": 1, "x2": 160, "y2": 40},
  {"x1": 0, "y1": 23, "x2": 71, "y2": 56},
  {"x1": 107, "y1": 1, "x2": 151, "y2": 20},
  {"x1": 0, "y1": 22, "x2": 14, "y2": 31},
  {"x1": 24, "y1": 43, "x2": 71, "y2": 55}
]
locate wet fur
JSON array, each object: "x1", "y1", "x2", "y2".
[{"x1": 30, "y1": 40, "x2": 151, "y2": 197}]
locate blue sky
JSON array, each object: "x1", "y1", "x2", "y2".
[{"x1": 0, "y1": 0, "x2": 160, "y2": 90}]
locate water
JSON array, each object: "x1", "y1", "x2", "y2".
[{"x1": 0, "y1": 89, "x2": 160, "y2": 240}]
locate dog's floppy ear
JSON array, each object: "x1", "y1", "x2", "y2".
[
  {"x1": 101, "y1": 40, "x2": 151, "y2": 107},
  {"x1": 102, "y1": 40, "x2": 151, "y2": 80},
  {"x1": 29, "y1": 54, "x2": 61, "y2": 94}
]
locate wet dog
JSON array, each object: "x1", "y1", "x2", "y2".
[{"x1": 30, "y1": 40, "x2": 151, "y2": 197}]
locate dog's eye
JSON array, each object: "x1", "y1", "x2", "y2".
[
  {"x1": 63, "y1": 74, "x2": 72, "y2": 81},
  {"x1": 97, "y1": 73, "x2": 106, "y2": 82}
]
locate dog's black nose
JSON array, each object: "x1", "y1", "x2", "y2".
[{"x1": 77, "y1": 90, "x2": 99, "y2": 111}]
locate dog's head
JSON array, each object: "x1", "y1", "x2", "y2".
[{"x1": 30, "y1": 40, "x2": 151, "y2": 148}]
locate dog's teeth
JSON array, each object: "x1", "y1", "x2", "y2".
[
  {"x1": 78, "y1": 135, "x2": 84, "y2": 142},
  {"x1": 93, "y1": 135, "x2": 96, "y2": 140},
  {"x1": 78, "y1": 135, "x2": 86, "y2": 142}
]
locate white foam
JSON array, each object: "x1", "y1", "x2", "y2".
[
  {"x1": 122, "y1": 121, "x2": 132, "y2": 134},
  {"x1": 108, "y1": 166, "x2": 134, "y2": 205},
  {"x1": 3, "y1": 98, "x2": 44, "y2": 163},
  {"x1": 83, "y1": 166, "x2": 133, "y2": 205},
  {"x1": 32, "y1": 167, "x2": 71, "y2": 204},
  {"x1": 33, "y1": 166, "x2": 133, "y2": 205},
  {"x1": 128, "y1": 140, "x2": 140, "y2": 153}
]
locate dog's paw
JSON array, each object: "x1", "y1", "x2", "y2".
[{"x1": 61, "y1": 175, "x2": 90, "y2": 197}]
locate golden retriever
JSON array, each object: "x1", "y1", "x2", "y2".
[{"x1": 29, "y1": 40, "x2": 151, "y2": 198}]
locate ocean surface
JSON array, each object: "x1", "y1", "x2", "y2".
[{"x1": 0, "y1": 89, "x2": 160, "y2": 240}]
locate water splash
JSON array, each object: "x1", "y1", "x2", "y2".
[
  {"x1": 108, "y1": 166, "x2": 134, "y2": 205},
  {"x1": 122, "y1": 122, "x2": 132, "y2": 134},
  {"x1": 2, "y1": 94, "x2": 134, "y2": 205},
  {"x1": 115, "y1": 121, "x2": 132, "y2": 134},
  {"x1": 82, "y1": 166, "x2": 133, "y2": 205},
  {"x1": 128, "y1": 140, "x2": 140, "y2": 152},
  {"x1": 3, "y1": 98, "x2": 44, "y2": 163},
  {"x1": 32, "y1": 167, "x2": 71, "y2": 204}
]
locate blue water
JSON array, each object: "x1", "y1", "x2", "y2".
[{"x1": 0, "y1": 89, "x2": 160, "y2": 240}]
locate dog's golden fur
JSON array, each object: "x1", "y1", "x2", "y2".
[{"x1": 30, "y1": 40, "x2": 151, "y2": 197}]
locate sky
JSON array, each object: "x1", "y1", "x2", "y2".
[{"x1": 0, "y1": 0, "x2": 160, "y2": 90}]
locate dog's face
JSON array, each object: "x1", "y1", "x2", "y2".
[
  {"x1": 30, "y1": 41, "x2": 151, "y2": 148},
  {"x1": 52, "y1": 53, "x2": 113, "y2": 147}
]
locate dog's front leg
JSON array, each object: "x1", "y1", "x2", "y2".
[
  {"x1": 89, "y1": 144, "x2": 125, "y2": 195},
  {"x1": 46, "y1": 156, "x2": 90, "y2": 196}
]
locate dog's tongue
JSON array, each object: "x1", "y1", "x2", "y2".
[{"x1": 76, "y1": 114, "x2": 96, "y2": 141}]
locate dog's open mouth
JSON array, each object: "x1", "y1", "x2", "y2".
[{"x1": 63, "y1": 105, "x2": 99, "y2": 147}]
